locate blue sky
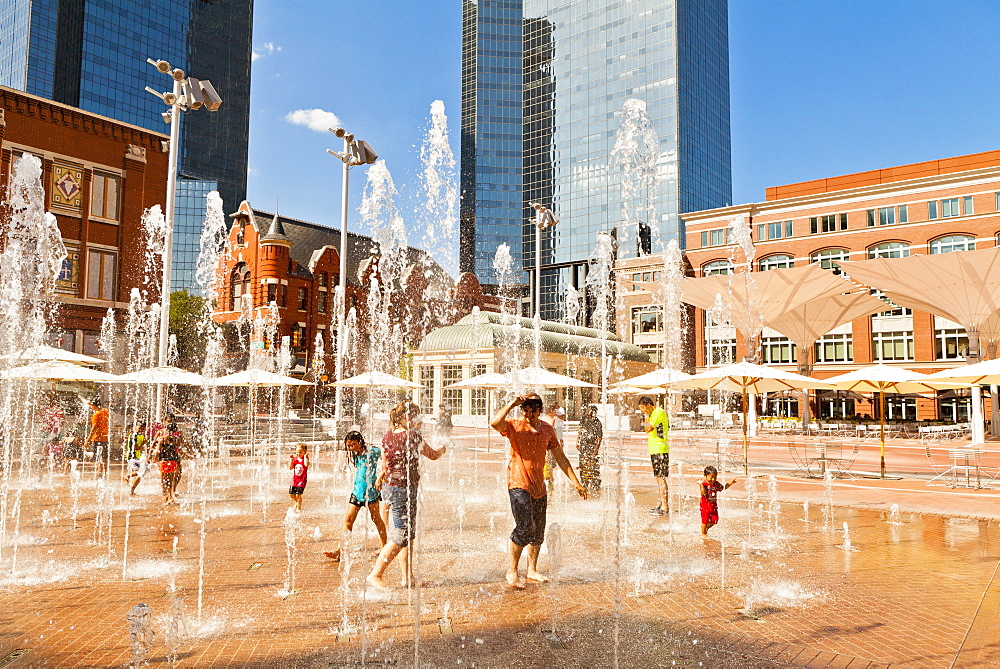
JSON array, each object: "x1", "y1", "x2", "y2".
[{"x1": 247, "y1": 1, "x2": 1000, "y2": 242}]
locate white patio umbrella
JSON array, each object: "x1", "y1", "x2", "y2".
[
  {"x1": 611, "y1": 368, "x2": 693, "y2": 389},
  {"x1": 676, "y1": 361, "x2": 833, "y2": 473},
  {"x1": 925, "y1": 358, "x2": 1000, "y2": 385},
  {"x1": 444, "y1": 371, "x2": 508, "y2": 389},
  {"x1": 607, "y1": 386, "x2": 667, "y2": 395},
  {"x1": 504, "y1": 366, "x2": 599, "y2": 389},
  {"x1": 333, "y1": 371, "x2": 422, "y2": 390},
  {"x1": 214, "y1": 369, "x2": 314, "y2": 387},
  {"x1": 0, "y1": 360, "x2": 117, "y2": 383},
  {"x1": 823, "y1": 364, "x2": 962, "y2": 478},
  {"x1": 1, "y1": 345, "x2": 105, "y2": 366},
  {"x1": 114, "y1": 366, "x2": 207, "y2": 385}
]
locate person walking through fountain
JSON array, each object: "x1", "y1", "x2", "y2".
[
  {"x1": 367, "y1": 403, "x2": 446, "y2": 590},
  {"x1": 86, "y1": 398, "x2": 110, "y2": 476},
  {"x1": 491, "y1": 393, "x2": 587, "y2": 590},
  {"x1": 288, "y1": 443, "x2": 310, "y2": 512},
  {"x1": 577, "y1": 405, "x2": 603, "y2": 495},
  {"x1": 324, "y1": 431, "x2": 387, "y2": 562},
  {"x1": 152, "y1": 422, "x2": 185, "y2": 505},
  {"x1": 639, "y1": 396, "x2": 670, "y2": 515},
  {"x1": 699, "y1": 466, "x2": 738, "y2": 537},
  {"x1": 122, "y1": 421, "x2": 147, "y2": 496}
]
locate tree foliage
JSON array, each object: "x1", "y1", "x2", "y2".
[{"x1": 168, "y1": 289, "x2": 209, "y2": 371}]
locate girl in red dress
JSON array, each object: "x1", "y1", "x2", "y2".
[
  {"x1": 700, "y1": 465, "x2": 738, "y2": 536},
  {"x1": 288, "y1": 443, "x2": 310, "y2": 511}
]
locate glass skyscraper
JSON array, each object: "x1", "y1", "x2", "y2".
[
  {"x1": 0, "y1": 0, "x2": 253, "y2": 292},
  {"x1": 460, "y1": 0, "x2": 731, "y2": 322}
]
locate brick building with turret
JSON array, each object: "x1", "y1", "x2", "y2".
[{"x1": 213, "y1": 202, "x2": 500, "y2": 381}]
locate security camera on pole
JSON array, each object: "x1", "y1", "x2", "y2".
[
  {"x1": 326, "y1": 128, "x2": 378, "y2": 426},
  {"x1": 144, "y1": 58, "x2": 223, "y2": 423},
  {"x1": 528, "y1": 202, "x2": 558, "y2": 317}
]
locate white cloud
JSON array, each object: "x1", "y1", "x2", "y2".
[
  {"x1": 252, "y1": 42, "x2": 282, "y2": 61},
  {"x1": 284, "y1": 108, "x2": 342, "y2": 133}
]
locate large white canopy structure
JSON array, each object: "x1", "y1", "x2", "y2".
[
  {"x1": 840, "y1": 247, "x2": 1000, "y2": 443},
  {"x1": 680, "y1": 264, "x2": 854, "y2": 357}
]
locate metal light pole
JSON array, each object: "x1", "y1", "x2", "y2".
[
  {"x1": 528, "y1": 202, "x2": 557, "y2": 318},
  {"x1": 327, "y1": 129, "x2": 378, "y2": 425},
  {"x1": 145, "y1": 58, "x2": 222, "y2": 422}
]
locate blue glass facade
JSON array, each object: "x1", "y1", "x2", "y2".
[
  {"x1": 460, "y1": 0, "x2": 731, "y2": 322},
  {"x1": 460, "y1": 0, "x2": 525, "y2": 282},
  {"x1": 0, "y1": 0, "x2": 252, "y2": 294},
  {"x1": 172, "y1": 178, "x2": 217, "y2": 292}
]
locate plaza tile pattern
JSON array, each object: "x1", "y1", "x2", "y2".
[{"x1": 0, "y1": 427, "x2": 998, "y2": 667}]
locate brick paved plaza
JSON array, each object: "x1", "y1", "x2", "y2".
[{"x1": 1, "y1": 427, "x2": 998, "y2": 667}]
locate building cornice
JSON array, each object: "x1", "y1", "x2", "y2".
[{"x1": 683, "y1": 166, "x2": 1000, "y2": 225}]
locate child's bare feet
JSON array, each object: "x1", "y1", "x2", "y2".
[
  {"x1": 366, "y1": 574, "x2": 388, "y2": 591},
  {"x1": 525, "y1": 570, "x2": 548, "y2": 583},
  {"x1": 506, "y1": 571, "x2": 525, "y2": 590}
]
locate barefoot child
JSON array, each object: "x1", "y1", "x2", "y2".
[
  {"x1": 288, "y1": 444, "x2": 309, "y2": 511},
  {"x1": 324, "y1": 431, "x2": 387, "y2": 561},
  {"x1": 700, "y1": 465, "x2": 737, "y2": 536}
]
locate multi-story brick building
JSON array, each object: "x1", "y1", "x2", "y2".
[
  {"x1": 0, "y1": 86, "x2": 169, "y2": 356},
  {"x1": 618, "y1": 150, "x2": 1000, "y2": 421}
]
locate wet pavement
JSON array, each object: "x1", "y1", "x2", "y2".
[{"x1": 1, "y1": 427, "x2": 999, "y2": 667}]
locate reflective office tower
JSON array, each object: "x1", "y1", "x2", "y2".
[
  {"x1": 460, "y1": 0, "x2": 524, "y2": 286},
  {"x1": 0, "y1": 0, "x2": 252, "y2": 293},
  {"x1": 460, "y1": 0, "x2": 731, "y2": 323}
]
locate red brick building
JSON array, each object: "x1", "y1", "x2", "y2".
[
  {"x1": 0, "y1": 86, "x2": 169, "y2": 355},
  {"x1": 213, "y1": 202, "x2": 500, "y2": 377},
  {"x1": 618, "y1": 150, "x2": 1000, "y2": 421}
]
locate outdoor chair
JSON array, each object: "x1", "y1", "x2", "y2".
[
  {"x1": 787, "y1": 441, "x2": 809, "y2": 477},
  {"x1": 924, "y1": 445, "x2": 948, "y2": 482},
  {"x1": 835, "y1": 442, "x2": 860, "y2": 478}
]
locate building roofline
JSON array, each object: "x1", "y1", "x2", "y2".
[
  {"x1": 682, "y1": 165, "x2": 1000, "y2": 224},
  {"x1": 0, "y1": 85, "x2": 169, "y2": 139}
]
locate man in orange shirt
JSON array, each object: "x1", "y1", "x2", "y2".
[
  {"x1": 491, "y1": 393, "x2": 586, "y2": 589},
  {"x1": 87, "y1": 398, "x2": 110, "y2": 475}
]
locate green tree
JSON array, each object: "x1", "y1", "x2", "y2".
[{"x1": 169, "y1": 289, "x2": 209, "y2": 371}]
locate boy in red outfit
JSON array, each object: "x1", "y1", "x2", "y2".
[{"x1": 700, "y1": 465, "x2": 738, "y2": 536}]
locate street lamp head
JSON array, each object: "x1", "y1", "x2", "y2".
[
  {"x1": 196, "y1": 79, "x2": 223, "y2": 111},
  {"x1": 170, "y1": 68, "x2": 186, "y2": 81},
  {"x1": 345, "y1": 133, "x2": 355, "y2": 143},
  {"x1": 332, "y1": 127, "x2": 346, "y2": 138},
  {"x1": 350, "y1": 139, "x2": 378, "y2": 165},
  {"x1": 147, "y1": 58, "x2": 172, "y2": 74},
  {"x1": 161, "y1": 111, "x2": 173, "y2": 124},
  {"x1": 161, "y1": 91, "x2": 178, "y2": 106}
]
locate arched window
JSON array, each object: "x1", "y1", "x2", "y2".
[
  {"x1": 868, "y1": 242, "x2": 910, "y2": 259},
  {"x1": 702, "y1": 260, "x2": 733, "y2": 276},
  {"x1": 810, "y1": 248, "x2": 850, "y2": 270},
  {"x1": 930, "y1": 235, "x2": 975, "y2": 254},
  {"x1": 230, "y1": 263, "x2": 248, "y2": 311},
  {"x1": 758, "y1": 254, "x2": 793, "y2": 271}
]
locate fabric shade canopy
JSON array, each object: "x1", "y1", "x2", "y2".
[
  {"x1": 679, "y1": 265, "x2": 853, "y2": 349},
  {"x1": 611, "y1": 368, "x2": 693, "y2": 389},
  {"x1": 924, "y1": 358, "x2": 1000, "y2": 385},
  {"x1": 1, "y1": 360, "x2": 117, "y2": 382},
  {"x1": 214, "y1": 369, "x2": 314, "y2": 387},
  {"x1": 837, "y1": 248, "x2": 1000, "y2": 445},
  {"x1": 444, "y1": 371, "x2": 508, "y2": 389},
  {"x1": 115, "y1": 366, "x2": 207, "y2": 385},
  {"x1": 504, "y1": 366, "x2": 598, "y2": 389},
  {"x1": 333, "y1": 371, "x2": 421, "y2": 389},
  {"x1": 1, "y1": 345, "x2": 105, "y2": 366}
]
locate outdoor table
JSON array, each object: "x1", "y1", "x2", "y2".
[{"x1": 807, "y1": 442, "x2": 845, "y2": 478}]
